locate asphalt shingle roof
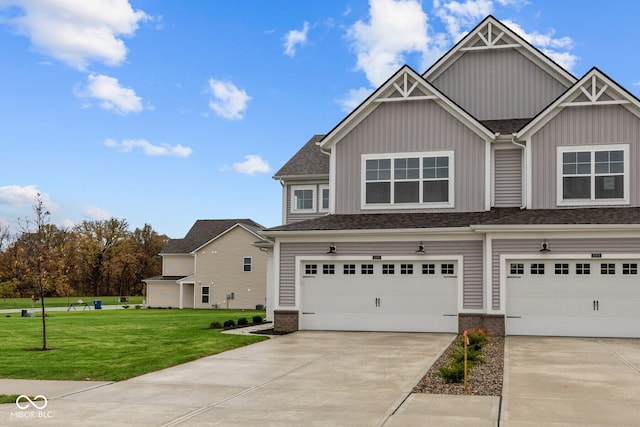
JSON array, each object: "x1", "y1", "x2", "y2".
[
  {"x1": 266, "y1": 207, "x2": 640, "y2": 232},
  {"x1": 162, "y1": 219, "x2": 265, "y2": 254},
  {"x1": 273, "y1": 134, "x2": 328, "y2": 178}
]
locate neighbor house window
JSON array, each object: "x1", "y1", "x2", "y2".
[
  {"x1": 320, "y1": 185, "x2": 330, "y2": 212},
  {"x1": 243, "y1": 257, "x2": 252, "y2": 272},
  {"x1": 362, "y1": 151, "x2": 453, "y2": 208},
  {"x1": 201, "y1": 286, "x2": 210, "y2": 304},
  {"x1": 292, "y1": 185, "x2": 315, "y2": 212},
  {"x1": 558, "y1": 145, "x2": 628, "y2": 205}
]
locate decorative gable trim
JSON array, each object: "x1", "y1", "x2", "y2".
[
  {"x1": 424, "y1": 15, "x2": 576, "y2": 88},
  {"x1": 517, "y1": 68, "x2": 640, "y2": 139},
  {"x1": 320, "y1": 65, "x2": 494, "y2": 151}
]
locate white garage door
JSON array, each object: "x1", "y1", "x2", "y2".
[
  {"x1": 506, "y1": 259, "x2": 640, "y2": 338},
  {"x1": 300, "y1": 260, "x2": 459, "y2": 332}
]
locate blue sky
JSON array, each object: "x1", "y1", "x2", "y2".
[{"x1": 1, "y1": 0, "x2": 640, "y2": 238}]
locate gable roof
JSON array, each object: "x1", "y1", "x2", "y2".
[
  {"x1": 424, "y1": 15, "x2": 576, "y2": 88},
  {"x1": 162, "y1": 219, "x2": 266, "y2": 254},
  {"x1": 273, "y1": 134, "x2": 328, "y2": 179},
  {"x1": 319, "y1": 65, "x2": 495, "y2": 151},
  {"x1": 517, "y1": 67, "x2": 640, "y2": 138}
]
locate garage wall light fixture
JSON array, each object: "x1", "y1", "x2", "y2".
[
  {"x1": 416, "y1": 242, "x2": 426, "y2": 254},
  {"x1": 539, "y1": 240, "x2": 550, "y2": 252},
  {"x1": 327, "y1": 244, "x2": 336, "y2": 254}
]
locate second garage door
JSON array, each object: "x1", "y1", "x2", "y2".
[
  {"x1": 300, "y1": 260, "x2": 459, "y2": 332},
  {"x1": 506, "y1": 259, "x2": 640, "y2": 338}
]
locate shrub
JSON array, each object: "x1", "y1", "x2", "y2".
[
  {"x1": 438, "y1": 361, "x2": 466, "y2": 383},
  {"x1": 237, "y1": 317, "x2": 248, "y2": 326},
  {"x1": 223, "y1": 319, "x2": 235, "y2": 329},
  {"x1": 209, "y1": 321, "x2": 223, "y2": 329},
  {"x1": 451, "y1": 346, "x2": 484, "y2": 364},
  {"x1": 466, "y1": 328, "x2": 490, "y2": 351},
  {"x1": 252, "y1": 315, "x2": 263, "y2": 324}
]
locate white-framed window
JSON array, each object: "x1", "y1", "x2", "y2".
[
  {"x1": 322, "y1": 264, "x2": 335, "y2": 275},
  {"x1": 422, "y1": 263, "x2": 435, "y2": 274},
  {"x1": 291, "y1": 185, "x2": 316, "y2": 212},
  {"x1": 243, "y1": 256, "x2": 252, "y2": 272},
  {"x1": 510, "y1": 263, "x2": 524, "y2": 275},
  {"x1": 531, "y1": 263, "x2": 545, "y2": 275},
  {"x1": 361, "y1": 264, "x2": 374, "y2": 274},
  {"x1": 201, "y1": 286, "x2": 210, "y2": 304},
  {"x1": 441, "y1": 263, "x2": 455, "y2": 275},
  {"x1": 400, "y1": 264, "x2": 413, "y2": 274},
  {"x1": 600, "y1": 263, "x2": 615, "y2": 275},
  {"x1": 343, "y1": 264, "x2": 356, "y2": 275},
  {"x1": 305, "y1": 264, "x2": 317, "y2": 275},
  {"x1": 576, "y1": 263, "x2": 591, "y2": 275},
  {"x1": 557, "y1": 145, "x2": 629, "y2": 206},
  {"x1": 319, "y1": 185, "x2": 330, "y2": 212},
  {"x1": 623, "y1": 263, "x2": 638, "y2": 275},
  {"x1": 361, "y1": 151, "x2": 454, "y2": 209}
]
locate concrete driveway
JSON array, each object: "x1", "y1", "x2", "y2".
[
  {"x1": 0, "y1": 331, "x2": 455, "y2": 426},
  {"x1": 501, "y1": 336, "x2": 640, "y2": 427}
]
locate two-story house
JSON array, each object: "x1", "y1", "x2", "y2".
[
  {"x1": 144, "y1": 219, "x2": 269, "y2": 310},
  {"x1": 262, "y1": 15, "x2": 640, "y2": 338}
]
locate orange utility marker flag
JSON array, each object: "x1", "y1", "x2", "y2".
[{"x1": 463, "y1": 330, "x2": 469, "y2": 392}]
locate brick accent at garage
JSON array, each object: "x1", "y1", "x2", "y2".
[
  {"x1": 274, "y1": 310, "x2": 299, "y2": 333},
  {"x1": 459, "y1": 313, "x2": 505, "y2": 336}
]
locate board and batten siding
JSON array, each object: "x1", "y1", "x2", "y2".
[
  {"x1": 278, "y1": 240, "x2": 483, "y2": 309},
  {"x1": 493, "y1": 148, "x2": 522, "y2": 207},
  {"x1": 334, "y1": 101, "x2": 486, "y2": 214},
  {"x1": 430, "y1": 49, "x2": 568, "y2": 121},
  {"x1": 531, "y1": 105, "x2": 640, "y2": 208},
  {"x1": 491, "y1": 237, "x2": 640, "y2": 311}
]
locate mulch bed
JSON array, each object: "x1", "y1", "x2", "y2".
[{"x1": 413, "y1": 335, "x2": 504, "y2": 396}]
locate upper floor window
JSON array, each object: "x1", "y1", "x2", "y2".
[
  {"x1": 320, "y1": 185, "x2": 330, "y2": 212},
  {"x1": 243, "y1": 257, "x2": 252, "y2": 272},
  {"x1": 362, "y1": 152, "x2": 453, "y2": 209},
  {"x1": 557, "y1": 145, "x2": 629, "y2": 206},
  {"x1": 292, "y1": 186, "x2": 315, "y2": 211}
]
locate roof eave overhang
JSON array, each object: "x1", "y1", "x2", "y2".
[
  {"x1": 262, "y1": 226, "x2": 474, "y2": 238},
  {"x1": 471, "y1": 224, "x2": 640, "y2": 232},
  {"x1": 272, "y1": 174, "x2": 329, "y2": 181}
]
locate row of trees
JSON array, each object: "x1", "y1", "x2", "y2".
[{"x1": 0, "y1": 196, "x2": 168, "y2": 300}]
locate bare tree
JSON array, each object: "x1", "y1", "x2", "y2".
[{"x1": 18, "y1": 194, "x2": 54, "y2": 350}]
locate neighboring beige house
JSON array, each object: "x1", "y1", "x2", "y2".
[{"x1": 144, "y1": 219, "x2": 268, "y2": 310}]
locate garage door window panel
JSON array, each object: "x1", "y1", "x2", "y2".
[
  {"x1": 576, "y1": 263, "x2": 591, "y2": 274},
  {"x1": 422, "y1": 263, "x2": 435, "y2": 274},
  {"x1": 510, "y1": 263, "x2": 524, "y2": 276},
  {"x1": 531, "y1": 263, "x2": 545, "y2": 274},
  {"x1": 555, "y1": 263, "x2": 569, "y2": 274},
  {"x1": 343, "y1": 264, "x2": 356, "y2": 275},
  {"x1": 623, "y1": 263, "x2": 638, "y2": 275},
  {"x1": 323, "y1": 264, "x2": 335, "y2": 275},
  {"x1": 441, "y1": 264, "x2": 454, "y2": 275},
  {"x1": 382, "y1": 264, "x2": 395, "y2": 274},
  {"x1": 361, "y1": 264, "x2": 374, "y2": 274},
  {"x1": 305, "y1": 264, "x2": 317, "y2": 276},
  {"x1": 601, "y1": 263, "x2": 615, "y2": 275},
  {"x1": 401, "y1": 264, "x2": 414, "y2": 274}
]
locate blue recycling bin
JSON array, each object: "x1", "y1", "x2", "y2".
[{"x1": 94, "y1": 300, "x2": 102, "y2": 310}]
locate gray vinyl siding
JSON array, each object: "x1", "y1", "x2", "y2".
[
  {"x1": 430, "y1": 49, "x2": 568, "y2": 121},
  {"x1": 285, "y1": 182, "x2": 329, "y2": 224},
  {"x1": 335, "y1": 100, "x2": 486, "y2": 214},
  {"x1": 494, "y1": 148, "x2": 522, "y2": 207},
  {"x1": 492, "y1": 237, "x2": 640, "y2": 310},
  {"x1": 279, "y1": 239, "x2": 483, "y2": 309},
  {"x1": 531, "y1": 105, "x2": 640, "y2": 208}
]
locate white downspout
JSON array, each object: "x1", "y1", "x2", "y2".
[{"x1": 511, "y1": 134, "x2": 527, "y2": 209}]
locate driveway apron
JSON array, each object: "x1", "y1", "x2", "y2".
[
  {"x1": 501, "y1": 336, "x2": 640, "y2": 427},
  {"x1": 0, "y1": 331, "x2": 454, "y2": 426}
]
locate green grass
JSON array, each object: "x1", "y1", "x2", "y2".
[
  {"x1": 0, "y1": 395, "x2": 21, "y2": 404},
  {"x1": 0, "y1": 296, "x2": 145, "y2": 310},
  {"x1": 0, "y1": 309, "x2": 267, "y2": 381}
]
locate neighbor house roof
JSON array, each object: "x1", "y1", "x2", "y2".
[
  {"x1": 264, "y1": 207, "x2": 640, "y2": 234},
  {"x1": 273, "y1": 134, "x2": 328, "y2": 179},
  {"x1": 143, "y1": 275, "x2": 187, "y2": 282},
  {"x1": 162, "y1": 219, "x2": 265, "y2": 254}
]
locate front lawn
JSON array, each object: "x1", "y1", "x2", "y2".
[
  {"x1": 0, "y1": 309, "x2": 267, "y2": 381},
  {"x1": 0, "y1": 295, "x2": 145, "y2": 310}
]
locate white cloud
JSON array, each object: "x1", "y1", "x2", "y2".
[
  {"x1": 82, "y1": 206, "x2": 112, "y2": 221},
  {"x1": 336, "y1": 87, "x2": 374, "y2": 112},
  {"x1": 347, "y1": 0, "x2": 430, "y2": 87},
  {"x1": 104, "y1": 138, "x2": 192, "y2": 157},
  {"x1": 434, "y1": 0, "x2": 494, "y2": 42},
  {"x1": 283, "y1": 21, "x2": 310, "y2": 57},
  {"x1": 76, "y1": 74, "x2": 143, "y2": 114},
  {"x1": 232, "y1": 155, "x2": 271, "y2": 175},
  {"x1": 0, "y1": 184, "x2": 50, "y2": 207},
  {"x1": 207, "y1": 78, "x2": 251, "y2": 120},
  {"x1": 0, "y1": 0, "x2": 148, "y2": 70},
  {"x1": 502, "y1": 20, "x2": 577, "y2": 71}
]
